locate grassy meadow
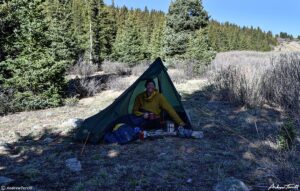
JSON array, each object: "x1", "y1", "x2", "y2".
[{"x1": 0, "y1": 50, "x2": 300, "y2": 190}]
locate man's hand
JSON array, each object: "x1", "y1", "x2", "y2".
[
  {"x1": 143, "y1": 113, "x2": 149, "y2": 119},
  {"x1": 178, "y1": 122, "x2": 185, "y2": 127}
]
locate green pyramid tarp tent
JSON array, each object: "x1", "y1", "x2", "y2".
[{"x1": 75, "y1": 58, "x2": 192, "y2": 143}]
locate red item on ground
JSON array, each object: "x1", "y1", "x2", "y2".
[{"x1": 139, "y1": 131, "x2": 144, "y2": 140}]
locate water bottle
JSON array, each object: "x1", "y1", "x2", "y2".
[
  {"x1": 139, "y1": 130, "x2": 147, "y2": 140},
  {"x1": 166, "y1": 120, "x2": 171, "y2": 132}
]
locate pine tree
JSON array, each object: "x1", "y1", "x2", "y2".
[
  {"x1": 150, "y1": 20, "x2": 165, "y2": 60},
  {"x1": 111, "y1": 13, "x2": 143, "y2": 65},
  {"x1": 164, "y1": 0, "x2": 209, "y2": 58},
  {"x1": 90, "y1": 0, "x2": 102, "y2": 66},
  {"x1": 100, "y1": 3, "x2": 117, "y2": 60},
  {"x1": 207, "y1": 20, "x2": 277, "y2": 52},
  {"x1": 186, "y1": 29, "x2": 216, "y2": 72},
  {"x1": 0, "y1": 0, "x2": 73, "y2": 110},
  {"x1": 139, "y1": 7, "x2": 152, "y2": 60}
]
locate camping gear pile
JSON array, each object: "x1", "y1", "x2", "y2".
[{"x1": 103, "y1": 122, "x2": 203, "y2": 145}]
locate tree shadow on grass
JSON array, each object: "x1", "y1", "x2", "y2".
[{"x1": 0, "y1": 127, "x2": 83, "y2": 189}]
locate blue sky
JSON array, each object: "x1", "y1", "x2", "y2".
[{"x1": 104, "y1": 0, "x2": 300, "y2": 37}]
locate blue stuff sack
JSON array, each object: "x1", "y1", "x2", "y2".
[{"x1": 104, "y1": 124, "x2": 140, "y2": 144}]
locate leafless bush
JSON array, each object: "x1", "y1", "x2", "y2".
[
  {"x1": 67, "y1": 57, "x2": 98, "y2": 77},
  {"x1": 165, "y1": 59, "x2": 201, "y2": 78},
  {"x1": 209, "y1": 51, "x2": 270, "y2": 106},
  {"x1": 209, "y1": 51, "x2": 300, "y2": 112},
  {"x1": 106, "y1": 76, "x2": 133, "y2": 91},
  {"x1": 64, "y1": 96, "x2": 79, "y2": 107},
  {"x1": 131, "y1": 62, "x2": 150, "y2": 76},
  {"x1": 68, "y1": 77, "x2": 103, "y2": 98},
  {"x1": 101, "y1": 60, "x2": 131, "y2": 75},
  {"x1": 210, "y1": 64, "x2": 264, "y2": 106},
  {"x1": 262, "y1": 53, "x2": 300, "y2": 114},
  {"x1": 168, "y1": 69, "x2": 189, "y2": 84}
]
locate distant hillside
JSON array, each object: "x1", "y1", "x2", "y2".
[
  {"x1": 207, "y1": 20, "x2": 277, "y2": 52},
  {"x1": 274, "y1": 39, "x2": 300, "y2": 52}
]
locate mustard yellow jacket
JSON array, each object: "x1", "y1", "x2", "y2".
[{"x1": 133, "y1": 89, "x2": 185, "y2": 125}]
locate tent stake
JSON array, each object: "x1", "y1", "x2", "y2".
[{"x1": 81, "y1": 132, "x2": 90, "y2": 156}]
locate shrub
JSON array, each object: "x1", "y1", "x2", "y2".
[
  {"x1": 0, "y1": 88, "x2": 15, "y2": 115},
  {"x1": 278, "y1": 119, "x2": 297, "y2": 150},
  {"x1": 209, "y1": 51, "x2": 300, "y2": 112},
  {"x1": 67, "y1": 57, "x2": 98, "y2": 77},
  {"x1": 168, "y1": 69, "x2": 189, "y2": 84},
  {"x1": 262, "y1": 53, "x2": 300, "y2": 114},
  {"x1": 1, "y1": 52, "x2": 67, "y2": 112},
  {"x1": 0, "y1": 87, "x2": 64, "y2": 113},
  {"x1": 165, "y1": 58, "x2": 207, "y2": 77},
  {"x1": 210, "y1": 64, "x2": 263, "y2": 106},
  {"x1": 131, "y1": 61, "x2": 150, "y2": 76},
  {"x1": 72, "y1": 77, "x2": 103, "y2": 98},
  {"x1": 101, "y1": 60, "x2": 131, "y2": 75},
  {"x1": 106, "y1": 76, "x2": 133, "y2": 91},
  {"x1": 13, "y1": 89, "x2": 63, "y2": 111},
  {"x1": 64, "y1": 96, "x2": 79, "y2": 107}
]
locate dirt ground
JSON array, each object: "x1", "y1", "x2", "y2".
[{"x1": 0, "y1": 79, "x2": 299, "y2": 191}]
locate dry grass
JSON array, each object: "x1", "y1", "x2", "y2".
[
  {"x1": 168, "y1": 69, "x2": 189, "y2": 84},
  {"x1": 131, "y1": 62, "x2": 150, "y2": 76},
  {"x1": 1, "y1": 56, "x2": 299, "y2": 190},
  {"x1": 0, "y1": 90, "x2": 122, "y2": 143},
  {"x1": 262, "y1": 53, "x2": 300, "y2": 114},
  {"x1": 174, "y1": 79, "x2": 208, "y2": 95},
  {"x1": 106, "y1": 76, "x2": 138, "y2": 91},
  {"x1": 1, "y1": 80, "x2": 299, "y2": 190},
  {"x1": 209, "y1": 51, "x2": 300, "y2": 115},
  {"x1": 166, "y1": 59, "x2": 200, "y2": 78},
  {"x1": 274, "y1": 41, "x2": 300, "y2": 52}
]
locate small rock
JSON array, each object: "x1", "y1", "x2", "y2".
[
  {"x1": 0, "y1": 176, "x2": 14, "y2": 185},
  {"x1": 65, "y1": 158, "x2": 82, "y2": 172},
  {"x1": 43, "y1": 137, "x2": 54, "y2": 143},
  {"x1": 187, "y1": 178, "x2": 193, "y2": 183},
  {"x1": 214, "y1": 177, "x2": 249, "y2": 191},
  {"x1": 61, "y1": 118, "x2": 84, "y2": 128}
]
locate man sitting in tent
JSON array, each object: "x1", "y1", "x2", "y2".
[{"x1": 131, "y1": 79, "x2": 186, "y2": 129}]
